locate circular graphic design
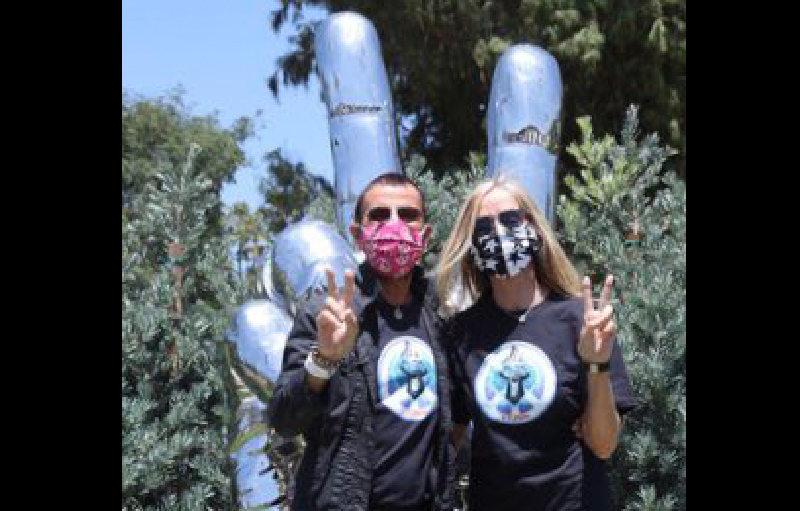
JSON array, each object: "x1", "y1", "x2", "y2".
[
  {"x1": 474, "y1": 341, "x2": 557, "y2": 424},
  {"x1": 377, "y1": 336, "x2": 437, "y2": 421}
]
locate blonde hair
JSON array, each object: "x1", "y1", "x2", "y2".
[{"x1": 435, "y1": 176, "x2": 582, "y2": 317}]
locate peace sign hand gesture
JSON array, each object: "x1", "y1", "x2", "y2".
[
  {"x1": 315, "y1": 268, "x2": 359, "y2": 362},
  {"x1": 578, "y1": 275, "x2": 616, "y2": 364}
]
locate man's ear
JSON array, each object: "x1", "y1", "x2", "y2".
[
  {"x1": 349, "y1": 222, "x2": 360, "y2": 242},
  {"x1": 420, "y1": 224, "x2": 432, "y2": 244}
]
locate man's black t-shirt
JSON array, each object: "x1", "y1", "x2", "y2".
[
  {"x1": 369, "y1": 298, "x2": 439, "y2": 509},
  {"x1": 447, "y1": 292, "x2": 636, "y2": 511}
]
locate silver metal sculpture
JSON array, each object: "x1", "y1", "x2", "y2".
[
  {"x1": 226, "y1": 298, "x2": 293, "y2": 403},
  {"x1": 314, "y1": 11, "x2": 403, "y2": 233},
  {"x1": 225, "y1": 298, "x2": 294, "y2": 509},
  {"x1": 270, "y1": 219, "x2": 363, "y2": 319},
  {"x1": 486, "y1": 44, "x2": 563, "y2": 223},
  {"x1": 261, "y1": 246, "x2": 288, "y2": 311},
  {"x1": 233, "y1": 396, "x2": 277, "y2": 509}
]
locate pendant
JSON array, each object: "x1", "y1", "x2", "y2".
[
  {"x1": 394, "y1": 308, "x2": 403, "y2": 320},
  {"x1": 518, "y1": 313, "x2": 527, "y2": 323}
]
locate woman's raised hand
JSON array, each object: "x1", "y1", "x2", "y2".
[{"x1": 578, "y1": 275, "x2": 615, "y2": 364}]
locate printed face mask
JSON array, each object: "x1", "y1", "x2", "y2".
[
  {"x1": 470, "y1": 222, "x2": 541, "y2": 279},
  {"x1": 358, "y1": 219, "x2": 428, "y2": 278}
]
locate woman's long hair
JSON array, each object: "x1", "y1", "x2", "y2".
[{"x1": 435, "y1": 176, "x2": 582, "y2": 318}]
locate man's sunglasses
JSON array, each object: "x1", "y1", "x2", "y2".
[
  {"x1": 366, "y1": 206, "x2": 423, "y2": 223},
  {"x1": 474, "y1": 209, "x2": 528, "y2": 237}
]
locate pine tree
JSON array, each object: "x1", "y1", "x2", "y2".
[
  {"x1": 558, "y1": 106, "x2": 686, "y2": 510},
  {"x1": 122, "y1": 143, "x2": 244, "y2": 510}
]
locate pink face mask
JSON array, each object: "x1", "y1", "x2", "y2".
[{"x1": 357, "y1": 220, "x2": 428, "y2": 278}]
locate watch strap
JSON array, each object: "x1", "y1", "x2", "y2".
[{"x1": 585, "y1": 361, "x2": 611, "y2": 374}]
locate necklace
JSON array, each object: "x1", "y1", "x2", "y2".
[
  {"x1": 377, "y1": 282, "x2": 409, "y2": 320},
  {"x1": 498, "y1": 296, "x2": 538, "y2": 323},
  {"x1": 379, "y1": 297, "x2": 406, "y2": 320}
]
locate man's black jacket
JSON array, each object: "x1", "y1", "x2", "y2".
[{"x1": 267, "y1": 264, "x2": 457, "y2": 511}]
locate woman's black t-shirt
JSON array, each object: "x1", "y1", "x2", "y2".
[{"x1": 446, "y1": 292, "x2": 636, "y2": 511}]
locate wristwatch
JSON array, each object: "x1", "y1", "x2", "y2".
[{"x1": 585, "y1": 361, "x2": 611, "y2": 374}]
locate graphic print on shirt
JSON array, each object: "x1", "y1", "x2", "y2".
[
  {"x1": 473, "y1": 341, "x2": 557, "y2": 424},
  {"x1": 377, "y1": 336, "x2": 438, "y2": 421}
]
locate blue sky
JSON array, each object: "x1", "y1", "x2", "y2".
[{"x1": 122, "y1": 0, "x2": 334, "y2": 211}]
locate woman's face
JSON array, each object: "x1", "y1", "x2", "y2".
[{"x1": 476, "y1": 187, "x2": 524, "y2": 236}]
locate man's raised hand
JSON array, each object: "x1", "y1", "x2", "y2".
[{"x1": 315, "y1": 268, "x2": 359, "y2": 361}]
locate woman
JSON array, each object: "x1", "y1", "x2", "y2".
[{"x1": 436, "y1": 176, "x2": 636, "y2": 511}]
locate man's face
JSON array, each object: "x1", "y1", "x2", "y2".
[{"x1": 349, "y1": 183, "x2": 428, "y2": 240}]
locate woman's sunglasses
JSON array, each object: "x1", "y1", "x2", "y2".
[
  {"x1": 474, "y1": 209, "x2": 528, "y2": 237},
  {"x1": 366, "y1": 206, "x2": 423, "y2": 223}
]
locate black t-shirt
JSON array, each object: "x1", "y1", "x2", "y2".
[
  {"x1": 447, "y1": 292, "x2": 636, "y2": 511},
  {"x1": 369, "y1": 298, "x2": 439, "y2": 509}
]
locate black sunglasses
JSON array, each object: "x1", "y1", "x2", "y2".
[
  {"x1": 366, "y1": 206, "x2": 423, "y2": 223},
  {"x1": 474, "y1": 209, "x2": 527, "y2": 237}
]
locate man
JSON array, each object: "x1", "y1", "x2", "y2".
[{"x1": 268, "y1": 174, "x2": 456, "y2": 511}]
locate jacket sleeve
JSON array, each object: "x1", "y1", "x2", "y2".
[{"x1": 266, "y1": 310, "x2": 331, "y2": 437}]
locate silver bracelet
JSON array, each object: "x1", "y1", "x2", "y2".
[{"x1": 304, "y1": 350, "x2": 337, "y2": 379}]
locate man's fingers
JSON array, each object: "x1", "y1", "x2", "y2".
[
  {"x1": 600, "y1": 274, "x2": 614, "y2": 310},
  {"x1": 325, "y1": 267, "x2": 339, "y2": 301},
  {"x1": 316, "y1": 309, "x2": 338, "y2": 331},
  {"x1": 343, "y1": 270, "x2": 355, "y2": 309},
  {"x1": 582, "y1": 276, "x2": 593, "y2": 313},
  {"x1": 322, "y1": 297, "x2": 346, "y2": 323},
  {"x1": 344, "y1": 311, "x2": 359, "y2": 344}
]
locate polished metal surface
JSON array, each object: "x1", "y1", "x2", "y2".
[
  {"x1": 261, "y1": 247, "x2": 288, "y2": 311},
  {"x1": 226, "y1": 299, "x2": 293, "y2": 403},
  {"x1": 487, "y1": 44, "x2": 563, "y2": 223},
  {"x1": 314, "y1": 11, "x2": 402, "y2": 233},
  {"x1": 232, "y1": 396, "x2": 276, "y2": 509},
  {"x1": 271, "y1": 219, "x2": 362, "y2": 318}
]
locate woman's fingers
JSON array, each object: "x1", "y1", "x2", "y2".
[
  {"x1": 599, "y1": 274, "x2": 614, "y2": 310},
  {"x1": 588, "y1": 305, "x2": 614, "y2": 328},
  {"x1": 582, "y1": 276, "x2": 594, "y2": 314}
]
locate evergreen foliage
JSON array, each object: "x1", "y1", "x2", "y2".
[
  {"x1": 558, "y1": 107, "x2": 686, "y2": 510},
  {"x1": 226, "y1": 202, "x2": 272, "y2": 294},
  {"x1": 258, "y1": 148, "x2": 335, "y2": 234},
  {"x1": 122, "y1": 91, "x2": 247, "y2": 510}
]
